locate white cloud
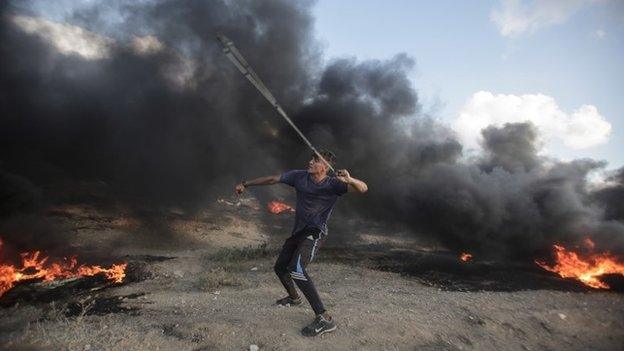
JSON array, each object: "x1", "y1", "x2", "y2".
[
  {"x1": 11, "y1": 17, "x2": 168, "y2": 60},
  {"x1": 453, "y1": 91, "x2": 611, "y2": 152},
  {"x1": 594, "y1": 29, "x2": 606, "y2": 39},
  {"x1": 11, "y1": 15, "x2": 113, "y2": 59},
  {"x1": 11, "y1": 15, "x2": 196, "y2": 89},
  {"x1": 491, "y1": 0, "x2": 593, "y2": 37},
  {"x1": 131, "y1": 35, "x2": 165, "y2": 55}
]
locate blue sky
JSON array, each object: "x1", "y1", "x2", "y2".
[{"x1": 313, "y1": 0, "x2": 624, "y2": 169}]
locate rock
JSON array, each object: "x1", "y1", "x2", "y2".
[
  {"x1": 250, "y1": 344, "x2": 259, "y2": 351},
  {"x1": 558, "y1": 313, "x2": 567, "y2": 320}
]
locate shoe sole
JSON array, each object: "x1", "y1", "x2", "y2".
[
  {"x1": 302, "y1": 325, "x2": 337, "y2": 337},
  {"x1": 317, "y1": 325, "x2": 337, "y2": 336}
]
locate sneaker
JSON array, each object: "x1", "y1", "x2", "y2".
[
  {"x1": 275, "y1": 296, "x2": 302, "y2": 306},
  {"x1": 301, "y1": 314, "x2": 337, "y2": 337}
]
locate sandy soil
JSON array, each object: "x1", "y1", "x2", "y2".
[{"x1": 1, "y1": 199, "x2": 623, "y2": 351}]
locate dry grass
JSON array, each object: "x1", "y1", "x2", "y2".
[
  {"x1": 209, "y1": 243, "x2": 274, "y2": 264},
  {"x1": 195, "y1": 244, "x2": 274, "y2": 291},
  {"x1": 195, "y1": 266, "x2": 244, "y2": 291},
  {"x1": 4, "y1": 314, "x2": 190, "y2": 351},
  {"x1": 1, "y1": 290, "x2": 192, "y2": 350}
]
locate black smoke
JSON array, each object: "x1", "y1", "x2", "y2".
[
  {"x1": 293, "y1": 56, "x2": 624, "y2": 259},
  {"x1": 1, "y1": 0, "x2": 319, "y2": 206},
  {"x1": 0, "y1": 0, "x2": 320, "y2": 254},
  {"x1": 593, "y1": 167, "x2": 624, "y2": 221},
  {"x1": 480, "y1": 122, "x2": 539, "y2": 173},
  {"x1": 1, "y1": 0, "x2": 622, "y2": 260}
]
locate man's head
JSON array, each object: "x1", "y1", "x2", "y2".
[{"x1": 307, "y1": 149, "x2": 336, "y2": 176}]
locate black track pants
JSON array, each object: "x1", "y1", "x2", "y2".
[{"x1": 273, "y1": 227, "x2": 326, "y2": 315}]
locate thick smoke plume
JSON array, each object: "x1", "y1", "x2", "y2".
[
  {"x1": 295, "y1": 57, "x2": 624, "y2": 259},
  {"x1": 1, "y1": 0, "x2": 622, "y2": 260},
  {"x1": 593, "y1": 168, "x2": 624, "y2": 222}
]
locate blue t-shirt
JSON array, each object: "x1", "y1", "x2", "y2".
[{"x1": 280, "y1": 170, "x2": 348, "y2": 236}]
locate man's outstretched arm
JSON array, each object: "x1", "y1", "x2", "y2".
[{"x1": 235, "y1": 175, "x2": 281, "y2": 194}]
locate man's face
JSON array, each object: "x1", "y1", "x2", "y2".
[{"x1": 307, "y1": 156, "x2": 328, "y2": 175}]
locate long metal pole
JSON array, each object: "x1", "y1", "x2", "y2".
[{"x1": 216, "y1": 35, "x2": 335, "y2": 174}]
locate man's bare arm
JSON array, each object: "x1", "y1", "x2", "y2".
[
  {"x1": 336, "y1": 169, "x2": 368, "y2": 194},
  {"x1": 346, "y1": 177, "x2": 368, "y2": 193},
  {"x1": 235, "y1": 175, "x2": 280, "y2": 194}
]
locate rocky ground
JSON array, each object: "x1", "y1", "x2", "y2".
[{"x1": 1, "y1": 197, "x2": 623, "y2": 350}]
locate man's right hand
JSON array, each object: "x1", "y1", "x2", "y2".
[
  {"x1": 233, "y1": 175, "x2": 279, "y2": 195},
  {"x1": 235, "y1": 183, "x2": 246, "y2": 194}
]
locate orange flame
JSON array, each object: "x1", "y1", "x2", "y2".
[
  {"x1": 0, "y1": 237, "x2": 127, "y2": 297},
  {"x1": 267, "y1": 200, "x2": 295, "y2": 214},
  {"x1": 536, "y1": 239, "x2": 624, "y2": 289},
  {"x1": 459, "y1": 253, "x2": 473, "y2": 262}
]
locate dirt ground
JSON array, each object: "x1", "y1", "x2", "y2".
[{"x1": 1, "y1": 198, "x2": 623, "y2": 351}]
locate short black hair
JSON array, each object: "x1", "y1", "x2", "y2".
[{"x1": 312, "y1": 149, "x2": 336, "y2": 168}]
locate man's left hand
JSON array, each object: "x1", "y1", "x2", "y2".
[{"x1": 336, "y1": 169, "x2": 352, "y2": 184}]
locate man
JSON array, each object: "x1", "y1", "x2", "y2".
[{"x1": 235, "y1": 149, "x2": 368, "y2": 337}]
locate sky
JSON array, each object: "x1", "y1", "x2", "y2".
[{"x1": 313, "y1": 0, "x2": 624, "y2": 169}]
